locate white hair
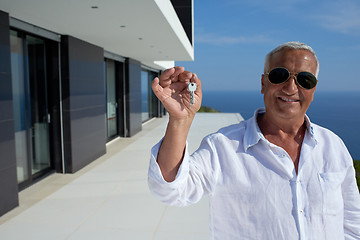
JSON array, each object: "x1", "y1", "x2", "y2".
[{"x1": 264, "y1": 41, "x2": 320, "y2": 77}]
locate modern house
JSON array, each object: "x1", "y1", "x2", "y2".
[{"x1": 0, "y1": 0, "x2": 194, "y2": 217}]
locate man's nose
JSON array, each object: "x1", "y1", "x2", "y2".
[{"x1": 282, "y1": 75, "x2": 298, "y2": 94}]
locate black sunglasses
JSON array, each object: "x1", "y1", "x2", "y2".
[{"x1": 266, "y1": 67, "x2": 318, "y2": 90}]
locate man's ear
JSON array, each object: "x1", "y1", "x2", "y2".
[{"x1": 261, "y1": 74, "x2": 266, "y2": 94}]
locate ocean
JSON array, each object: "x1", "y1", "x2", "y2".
[{"x1": 201, "y1": 91, "x2": 360, "y2": 160}]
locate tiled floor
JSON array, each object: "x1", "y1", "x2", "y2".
[{"x1": 0, "y1": 113, "x2": 243, "y2": 240}]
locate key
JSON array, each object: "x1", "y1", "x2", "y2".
[{"x1": 187, "y1": 80, "x2": 197, "y2": 105}]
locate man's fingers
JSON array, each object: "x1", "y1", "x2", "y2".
[
  {"x1": 172, "y1": 66, "x2": 186, "y2": 78},
  {"x1": 159, "y1": 66, "x2": 185, "y2": 82},
  {"x1": 159, "y1": 68, "x2": 176, "y2": 81},
  {"x1": 152, "y1": 77, "x2": 168, "y2": 103},
  {"x1": 178, "y1": 71, "x2": 193, "y2": 82},
  {"x1": 151, "y1": 77, "x2": 162, "y2": 96},
  {"x1": 152, "y1": 77, "x2": 160, "y2": 90},
  {"x1": 159, "y1": 66, "x2": 194, "y2": 84}
]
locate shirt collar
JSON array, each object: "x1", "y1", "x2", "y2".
[
  {"x1": 243, "y1": 108, "x2": 318, "y2": 152},
  {"x1": 304, "y1": 114, "x2": 318, "y2": 147},
  {"x1": 243, "y1": 108, "x2": 265, "y2": 151}
]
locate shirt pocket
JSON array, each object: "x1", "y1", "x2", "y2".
[{"x1": 318, "y1": 171, "x2": 346, "y2": 215}]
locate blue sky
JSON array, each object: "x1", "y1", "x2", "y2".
[{"x1": 176, "y1": 0, "x2": 360, "y2": 92}]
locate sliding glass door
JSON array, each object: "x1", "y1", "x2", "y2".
[
  {"x1": 141, "y1": 70, "x2": 149, "y2": 122},
  {"x1": 10, "y1": 30, "x2": 52, "y2": 186},
  {"x1": 27, "y1": 35, "x2": 51, "y2": 175},
  {"x1": 141, "y1": 69, "x2": 159, "y2": 122},
  {"x1": 11, "y1": 30, "x2": 29, "y2": 183},
  {"x1": 105, "y1": 59, "x2": 118, "y2": 140}
]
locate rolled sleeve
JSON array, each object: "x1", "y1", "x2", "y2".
[{"x1": 147, "y1": 139, "x2": 191, "y2": 206}]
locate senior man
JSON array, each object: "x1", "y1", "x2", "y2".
[{"x1": 148, "y1": 42, "x2": 360, "y2": 239}]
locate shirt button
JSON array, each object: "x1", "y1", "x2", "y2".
[{"x1": 299, "y1": 209, "x2": 304, "y2": 214}]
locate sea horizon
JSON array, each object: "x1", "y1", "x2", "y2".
[{"x1": 201, "y1": 90, "x2": 360, "y2": 160}]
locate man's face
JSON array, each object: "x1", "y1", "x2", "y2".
[{"x1": 261, "y1": 49, "x2": 318, "y2": 122}]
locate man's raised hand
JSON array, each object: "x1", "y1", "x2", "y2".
[{"x1": 152, "y1": 66, "x2": 202, "y2": 120}]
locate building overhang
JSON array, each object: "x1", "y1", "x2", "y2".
[{"x1": 0, "y1": 0, "x2": 194, "y2": 70}]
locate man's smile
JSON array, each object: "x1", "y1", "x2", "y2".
[{"x1": 278, "y1": 96, "x2": 299, "y2": 103}]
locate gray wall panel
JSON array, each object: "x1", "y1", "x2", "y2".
[
  {"x1": 61, "y1": 35, "x2": 106, "y2": 173},
  {"x1": 69, "y1": 106, "x2": 106, "y2": 171},
  {"x1": 126, "y1": 58, "x2": 142, "y2": 137},
  {"x1": 0, "y1": 166, "x2": 19, "y2": 216},
  {"x1": 0, "y1": 10, "x2": 19, "y2": 217}
]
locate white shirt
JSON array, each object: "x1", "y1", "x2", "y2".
[{"x1": 148, "y1": 109, "x2": 360, "y2": 240}]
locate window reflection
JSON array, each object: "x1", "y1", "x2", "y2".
[
  {"x1": 141, "y1": 70, "x2": 149, "y2": 122},
  {"x1": 10, "y1": 30, "x2": 29, "y2": 183}
]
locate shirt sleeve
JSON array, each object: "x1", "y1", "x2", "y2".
[
  {"x1": 147, "y1": 138, "x2": 190, "y2": 206},
  {"x1": 148, "y1": 136, "x2": 218, "y2": 207},
  {"x1": 343, "y1": 163, "x2": 360, "y2": 239}
]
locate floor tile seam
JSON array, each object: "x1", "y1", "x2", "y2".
[
  {"x1": 109, "y1": 178, "x2": 149, "y2": 196},
  {"x1": 155, "y1": 229, "x2": 209, "y2": 234},
  {"x1": 64, "y1": 183, "x2": 126, "y2": 239},
  {"x1": 69, "y1": 225, "x2": 156, "y2": 231},
  {"x1": 152, "y1": 205, "x2": 168, "y2": 240},
  {"x1": 104, "y1": 117, "x2": 168, "y2": 154},
  {"x1": 104, "y1": 129, "x2": 167, "y2": 158},
  {"x1": 109, "y1": 141, "x2": 160, "y2": 153}
]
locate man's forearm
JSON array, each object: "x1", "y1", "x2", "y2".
[{"x1": 157, "y1": 116, "x2": 194, "y2": 182}]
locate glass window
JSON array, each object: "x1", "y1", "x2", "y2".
[
  {"x1": 10, "y1": 30, "x2": 52, "y2": 184},
  {"x1": 149, "y1": 72, "x2": 158, "y2": 118},
  {"x1": 10, "y1": 30, "x2": 29, "y2": 183},
  {"x1": 141, "y1": 70, "x2": 149, "y2": 122},
  {"x1": 106, "y1": 59, "x2": 118, "y2": 139},
  {"x1": 26, "y1": 35, "x2": 51, "y2": 175}
]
